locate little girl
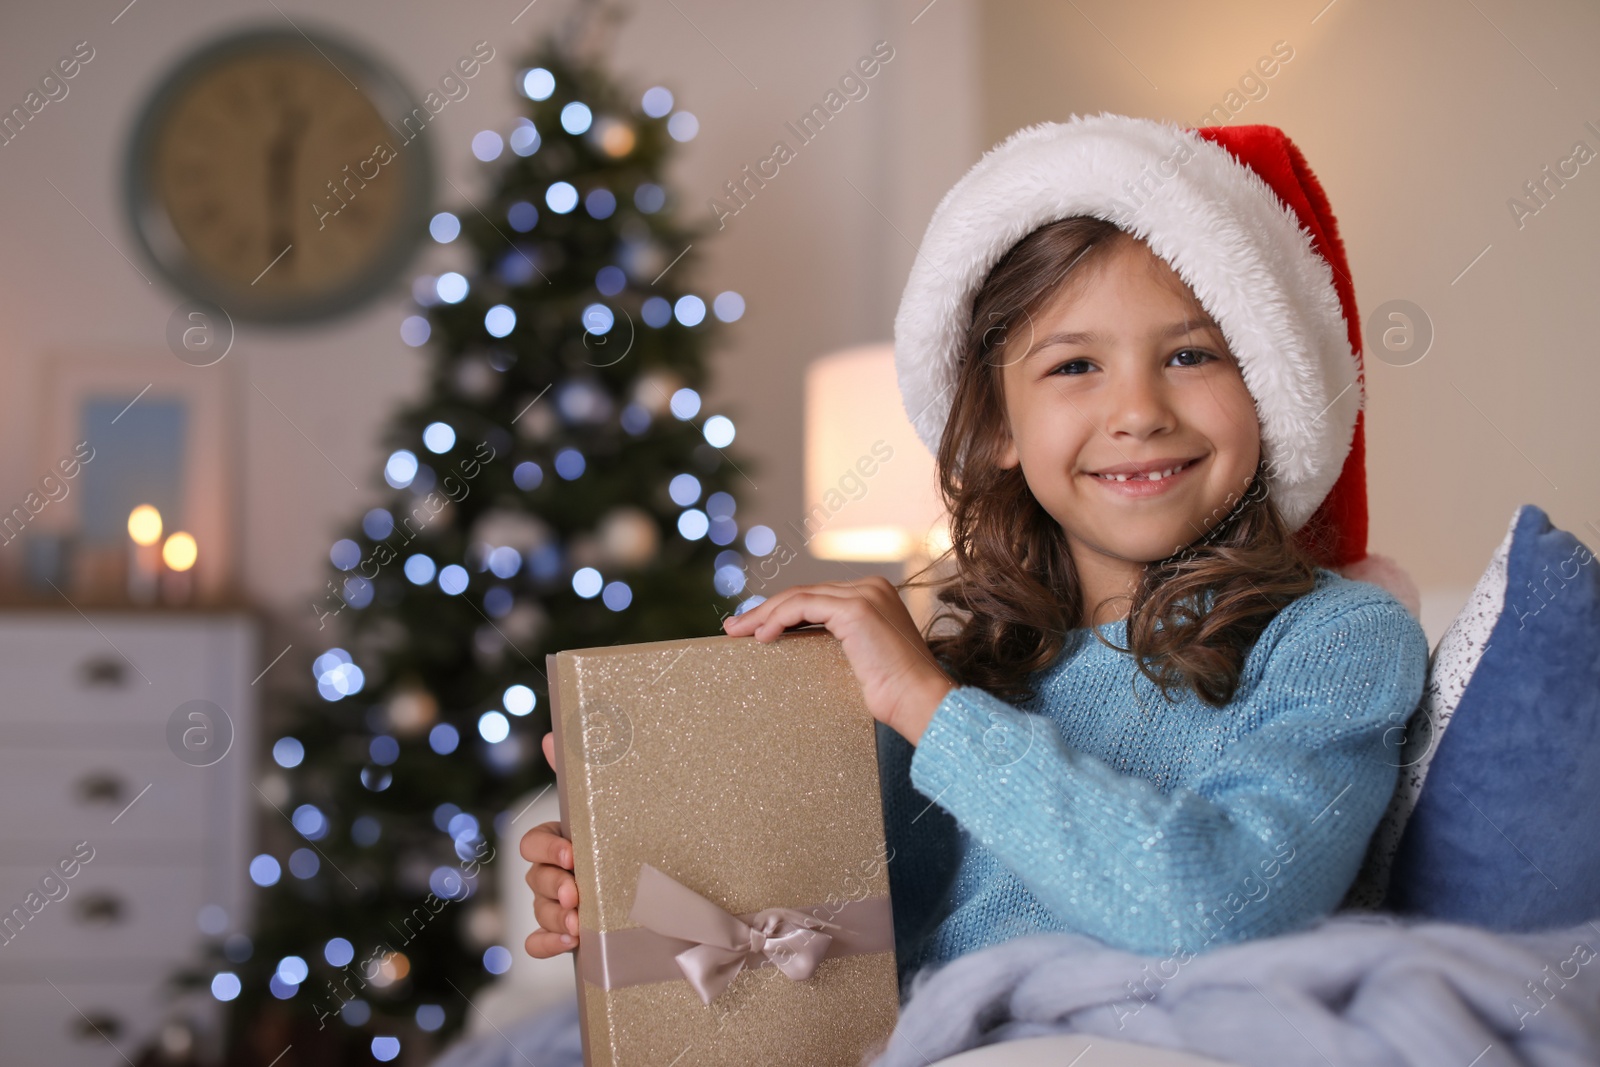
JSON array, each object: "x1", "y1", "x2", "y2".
[{"x1": 522, "y1": 114, "x2": 1429, "y2": 996}]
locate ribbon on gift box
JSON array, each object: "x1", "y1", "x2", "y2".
[{"x1": 575, "y1": 862, "x2": 895, "y2": 1006}]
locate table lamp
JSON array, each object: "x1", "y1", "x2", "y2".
[{"x1": 803, "y1": 343, "x2": 950, "y2": 627}]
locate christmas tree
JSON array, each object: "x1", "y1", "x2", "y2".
[{"x1": 213, "y1": 6, "x2": 764, "y2": 1061}]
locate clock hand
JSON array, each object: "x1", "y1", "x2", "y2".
[{"x1": 265, "y1": 97, "x2": 310, "y2": 272}]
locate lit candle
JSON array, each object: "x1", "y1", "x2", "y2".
[
  {"x1": 160, "y1": 531, "x2": 198, "y2": 607},
  {"x1": 127, "y1": 505, "x2": 162, "y2": 605}
]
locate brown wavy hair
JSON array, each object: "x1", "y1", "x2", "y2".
[{"x1": 904, "y1": 216, "x2": 1323, "y2": 708}]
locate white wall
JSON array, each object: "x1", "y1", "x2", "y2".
[{"x1": 0, "y1": 0, "x2": 982, "y2": 629}]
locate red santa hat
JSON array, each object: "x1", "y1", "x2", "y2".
[{"x1": 893, "y1": 113, "x2": 1419, "y2": 615}]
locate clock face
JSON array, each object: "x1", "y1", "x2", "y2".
[{"x1": 127, "y1": 29, "x2": 434, "y2": 324}]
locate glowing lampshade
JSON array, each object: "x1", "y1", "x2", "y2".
[
  {"x1": 163, "y1": 532, "x2": 198, "y2": 571},
  {"x1": 128, "y1": 505, "x2": 163, "y2": 547},
  {"x1": 803, "y1": 344, "x2": 947, "y2": 563}
]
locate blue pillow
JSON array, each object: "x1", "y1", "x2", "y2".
[{"x1": 1385, "y1": 504, "x2": 1600, "y2": 929}]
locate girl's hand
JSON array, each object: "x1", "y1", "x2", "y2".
[
  {"x1": 520, "y1": 732, "x2": 578, "y2": 958},
  {"x1": 721, "y1": 576, "x2": 956, "y2": 745}
]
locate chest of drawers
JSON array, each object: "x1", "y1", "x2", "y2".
[{"x1": 0, "y1": 610, "x2": 257, "y2": 1065}]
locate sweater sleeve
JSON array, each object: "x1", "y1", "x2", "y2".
[{"x1": 906, "y1": 598, "x2": 1429, "y2": 955}]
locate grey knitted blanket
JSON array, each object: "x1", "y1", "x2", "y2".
[{"x1": 433, "y1": 912, "x2": 1600, "y2": 1067}]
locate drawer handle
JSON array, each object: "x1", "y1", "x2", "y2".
[
  {"x1": 74, "y1": 892, "x2": 124, "y2": 925},
  {"x1": 75, "y1": 772, "x2": 126, "y2": 805},
  {"x1": 69, "y1": 1011, "x2": 123, "y2": 1041},
  {"x1": 78, "y1": 656, "x2": 130, "y2": 688}
]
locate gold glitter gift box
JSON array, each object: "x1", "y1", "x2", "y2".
[{"x1": 547, "y1": 628, "x2": 900, "y2": 1067}]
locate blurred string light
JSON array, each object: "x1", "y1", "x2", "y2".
[
  {"x1": 484, "y1": 304, "x2": 516, "y2": 338},
  {"x1": 641, "y1": 86, "x2": 673, "y2": 117},
  {"x1": 411, "y1": 275, "x2": 438, "y2": 307},
  {"x1": 471, "y1": 130, "x2": 503, "y2": 161},
  {"x1": 248, "y1": 855, "x2": 280, "y2": 887},
  {"x1": 487, "y1": 546, "x2": 522, "y2": 578},
  {"x1": 504, "y1": 685, "x2": 536, "y2": 716},
  {"x1": 585, "y1": 188, "x2": 616, "y2": 219},
  {"x1": 484, "y1": 946, "x2": 513, "y2": 974},
  {"x1": 668, "y1": 111, "x2": 699, "y2": 141},
  {"x1": 363, "y1": 508, "x2": 394, "y2": 539},
  {"x1": 325, "y1": 937, "x2": 355, "y2": 967},
  {"x1": 545, "y1": 181, "x2": 578, "y2": 214},
  {"x1": 513, "y1": 461, "x2": 543, "y2": 490},
  {"x1": 620, "y1": 403, "x2": 651, "y2": 434},
  {"x1": 372, "y1": 1037, "x2": 401, "y2": 1062},
  {"x1": 745, "y1": 524, "x2": 777, "y2": 555},
  {"x1": 385, "y1": 450, "x2": 418, "y2": 488},
  {"x1": 351, "y1": 816, "x2": 381, "y2": 846},
  {"x1": 634, "y1": 183, "x2": 666, "y2": 213},
  {"x1": 678, "y1": 508, "x2": 709, "y2": 540},
  {"x1": 400, "y1": 316, "x2": 430, "y2": 347},
  {"x1": 713, "y1": 291, "x2": 745, "y2": 322},
  {"x1": 314, "y1": 649, "x2": 364, "y2": 701},
  {"x1": 435, "y1": 273, "x2": 468, "y2": 304},
  {"x1": 429, "y1": 723, "x2": 460, "y2": 755},
  {"x1": 602, "y1": 581, "x2": 632, "y2": 611},
  {"x1": 210, "y1": 973, "x2": 241, "y2": 1002},
  {"x1": 342, "y1": 576, "x2": 373, "y2": 609},
  {"x1": 670, "y1": 388, "x2": 701, "y2": 419},
  {"x1": 572, "y1": 567, "x2": 602, "y2": 598},
  {"x1": 703, "y1": 415, "x2": 735, "y2": 447},
  {"x1": 292, "y1": 803, "x2": 327, "y2": 840},
  {"x1": 342, "y1": 999, "x2": 371, "y2": 1025},
  {"x1": 674, "y1": 295, "x2": 705, "y2": 327},
  {"x1": 370, "y1": 735, "x2": 400, "y2": 765},
  {"x1": 510, "y1": 120, "x2": 540, "y2": 156},
  {"x1": 519, "y1": 67, "x2": 555, "y2": 100},
  {"x1": 429, "y1": 212, "x2": 460, "y2": 242},
  {"x1": 484, "y1": 586, "x2": 513, "y2": 617},
  {"x1": 554, "y1": 448, "x2": 585, "y2": 479},
  {"x1": 669, "y1": 473, "x2": 701, "y2": 505},
  {"x1": 423, "y1": 422, "x2": 456, "y2": 453},
  {"x1": 508, "y1": 201, "x2": 538, "y2": 231},
  {"x1": 560, "y1": 102, "x2": 592, "y2": 134},
  {"x1": 641, "y1": 296, "x2": 672, "y2": 328},
  {"x1": 416, "y1": 1005, "x2": 446, "y2": 1032},
  {"x1": 595, "y1": 265, "x2": 625, "y2": 295},
  {"x1": 404, "y1": 554, "x2": 436, "y2": 584},
  {"x1": 478, "y1": 710, "x2": 510, "y2": 743},
  {"x1": 582, "y1": 304, "x2": 614, "y2": 336},
  {"x1": 288, "y1": 848, "x2": 319, "y2": 879},
  {"x1": 439, "y1": 564, "x2": 469, "y2": 595},
  {"x1": 330, "y1": 540, "x2": 360, "y2": 570},
  {"x1": 272, "y1": 737, "x2": 304, "y2": 768}
]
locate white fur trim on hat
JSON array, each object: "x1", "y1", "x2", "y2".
[{"x1": 892, "y1": 112, "x2": 1361, "y2": 531}]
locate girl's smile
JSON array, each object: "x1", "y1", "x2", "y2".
[{"x1": 1084, "y1": 454, "x2": 1206, "y2": 495}]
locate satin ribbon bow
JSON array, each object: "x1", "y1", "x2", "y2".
[{"x1": 627, "y1": 862, "x2": 840, "y2": 1005}]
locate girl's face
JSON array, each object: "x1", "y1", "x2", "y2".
[{"x1": 994, "y1": 236, "x2": 1261, "y2": 573}]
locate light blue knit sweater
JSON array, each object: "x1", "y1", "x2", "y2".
[{"x1": 876, "y1": 568, "x2": 1429, "y2": 994}]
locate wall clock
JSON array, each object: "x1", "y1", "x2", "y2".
[{"x1": 125, "y1": 26, "x2": 435, "y2": 325}]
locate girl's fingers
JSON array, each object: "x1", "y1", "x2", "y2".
[
  {"x1": 535, "y1": 893, "x2": 579, "y2": 937},
  {"x1": 519, "y1": 822, "x2": 572, "y2": 867},
  {"x1": 727, "y1": 588, "x2": 857, "y2": 640},
  {"x1": 525, "y1": 928, "x2": 576, "y2": 959},
  {"x1": 541, "y1": 732, "x2": 557, "y2": 772},
  {"x1": 528, "y1": 861, "x2": 578, "y2": 908}
]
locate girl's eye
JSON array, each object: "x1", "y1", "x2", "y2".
[
  {"x1": 1169, "y1": 348, "x2": 1216, "y2": 368},
  {"x1": 1048, "y1": 358, "x2": 1094, "y2": 376}
]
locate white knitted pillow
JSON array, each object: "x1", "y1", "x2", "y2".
[{"x1": 1338, "y1": 510, "x2": 1516, "y2": 911}]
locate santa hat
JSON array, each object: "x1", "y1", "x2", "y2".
[{"x1": 893, "y1": 113, "x2": 1419, "y2": 616}]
